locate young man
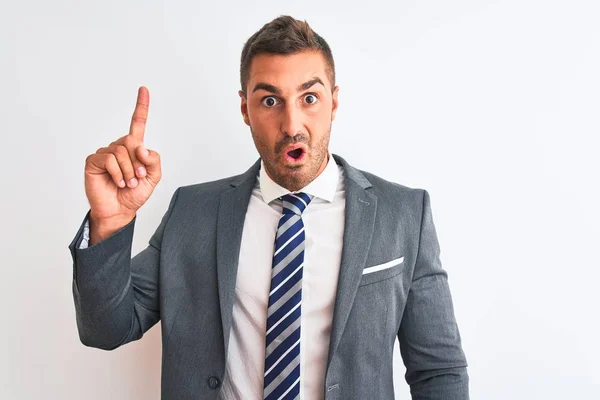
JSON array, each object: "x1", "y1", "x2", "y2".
[{"x1": 69, "y1": 15, "x2": 469, "y2": 399}]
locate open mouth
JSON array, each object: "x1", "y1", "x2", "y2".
[
  {"x1": 288, "y1": 148, "x2": 303, "y2": 159},
  {"x1": 283, "y1": 146, "x2": 307, "y2": 163}
]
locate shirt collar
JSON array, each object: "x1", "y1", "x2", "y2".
[{"x1": 259, "y1": 152, "x2": 339, "y2": 204}]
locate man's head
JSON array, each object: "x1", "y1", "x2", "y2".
[{"x1": 239, "y1": 16, "x2": 339, "y2": 192}]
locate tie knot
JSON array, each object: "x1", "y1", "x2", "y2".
[{"x1": 281, "y1": 193, "x2": 313, "y2": 215}]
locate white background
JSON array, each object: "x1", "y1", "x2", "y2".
[{"x1": 2, "y1": 0, "x2": 599, "y2": 398}]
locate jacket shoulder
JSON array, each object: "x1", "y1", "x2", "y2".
[
  {"x1": 171, "y1": 171, "x2": 252, "y2": 208},
  {"x1": 358, "y1": 168, "x2": 426, "y2": 201},
  {"x1": 179, "y1": 174, "x2": 241, "y2": 195},
  {"x1": 354, "y1": 167, "x2": 430, "y2": 227}
]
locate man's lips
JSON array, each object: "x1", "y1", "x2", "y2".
[{"x1": 282, "y1": 144, "x2": 307, "y2": 163}]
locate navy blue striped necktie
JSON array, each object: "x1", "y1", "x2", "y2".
[{"x1": 263, "y1": 192, "x2": 313, "y2": 400}]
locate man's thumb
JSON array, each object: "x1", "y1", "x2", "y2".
[{"x1": 136, "y1": 145, "x2": 162, "y2": 181}]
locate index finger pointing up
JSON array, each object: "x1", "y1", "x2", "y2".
[{"x1": 129, "y1": 86, "x2": 150, "y2": 140}]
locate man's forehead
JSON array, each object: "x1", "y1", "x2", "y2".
[{"x1": 248, "y1": 52, "x2": 330, "y2": 91}]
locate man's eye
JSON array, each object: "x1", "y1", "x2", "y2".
[
  {"x1": 261, "y1": 97, "x2": 279, "y2": 107},
  {"x1": 304, "y1": 94, "x2": 318, "y2": 104}
]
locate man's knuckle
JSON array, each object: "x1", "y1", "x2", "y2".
[
  {"x1": 114, "y1": 145, "x2": 128, "y2": 156},
  {"x1": 131, "y1": 116, "x2": 146, "y2": 125},
  {"x1": 125, "y1": 135, "x2": 140, "y2": 149}
]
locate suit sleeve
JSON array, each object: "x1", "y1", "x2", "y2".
[
  {"x1": 67, "y1": 188, "x2": 181, "y2": 350},
  {"x1": 397, "y1": 189, "x2": 469, "y2": 399}
]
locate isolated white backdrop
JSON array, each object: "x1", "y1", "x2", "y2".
[{"x1": 2, "y1": 0, "x2": 599, "y2": 399}]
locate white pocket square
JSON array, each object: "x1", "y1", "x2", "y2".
[{"x1": 362, "y1": 256, "x2": 404, "y2": 275}]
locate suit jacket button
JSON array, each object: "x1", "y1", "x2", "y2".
[{"x1": 208, "y1": 376, "x2": 220, "y2": 389}]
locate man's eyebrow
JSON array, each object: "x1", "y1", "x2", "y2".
[
  {"x1": 298, "y1": 77, "x2": 325, "y2": 91},
  {"x1": 252, "y1": 83, "x2": 281, "y2": 95},
  {"x1": 252, "y1": 77, "x2": 325, "y2": 95}
]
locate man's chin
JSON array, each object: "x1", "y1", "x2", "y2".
[{"x1": 270, "y1": 166, "x2": 312, "y2": 191}]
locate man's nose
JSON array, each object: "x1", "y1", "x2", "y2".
[{"x1": 280, "y1": 103, "x2": 303, "y2": 136}]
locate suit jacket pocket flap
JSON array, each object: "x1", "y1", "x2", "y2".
[{"x1": 359, "y1": 256, "x2": 405, "y2": 286}]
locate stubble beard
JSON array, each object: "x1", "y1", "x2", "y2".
[{"x1": 251, "y1": 124, "x2": 331, "y2": 192}]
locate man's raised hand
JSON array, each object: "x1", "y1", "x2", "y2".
[{"x1": 83, "y1": 87, "x2": 162, "y2": 243}]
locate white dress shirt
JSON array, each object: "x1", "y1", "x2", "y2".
[
  {"x1": 219, "y1": 154, "x2": 346, "y2": 400},
  {"x1": 79, "y1": 153, "x2": 346, "y2": 399}
]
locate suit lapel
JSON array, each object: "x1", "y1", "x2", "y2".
[
  {"x1": 326, "y1": 154, "x2": 377, "y2": 370},
  {"x1": 216, "y1": 158, "x2": 261, "y2": 359}
]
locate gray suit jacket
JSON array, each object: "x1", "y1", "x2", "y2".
[{"x1": 68, "y1": 153, "x2": 469, "y2": 399}]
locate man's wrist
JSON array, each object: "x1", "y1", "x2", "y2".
[{"x1": 88, "y1": 213, "x2": 135, "y2": 246}]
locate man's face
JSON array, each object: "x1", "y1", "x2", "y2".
[{"x1": 239, "y1": 50, "x2": 339, "y2": 192}]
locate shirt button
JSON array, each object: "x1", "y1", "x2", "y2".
[{"x1": 208, "y1": 376, "x2": 220, "y2": 389}]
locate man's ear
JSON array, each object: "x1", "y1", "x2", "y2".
[
  {"x1": 239, "y1": 90, "x2": 250, "y2": 126},
  {"x1": 331, "y1": 85, "x2": 339, "y2": 121}
]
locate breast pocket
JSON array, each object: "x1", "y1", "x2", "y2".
[{"x1": 359, "y1": 256, "x2": 405, "y2": 286}]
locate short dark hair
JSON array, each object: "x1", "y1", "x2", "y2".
[{"x1": 239, "y1": 15, "x2": 336, "y2": 96}]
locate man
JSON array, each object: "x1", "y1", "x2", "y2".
[{"x1": 69, "y1": 15, "x2": 469, "y2": 399}]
